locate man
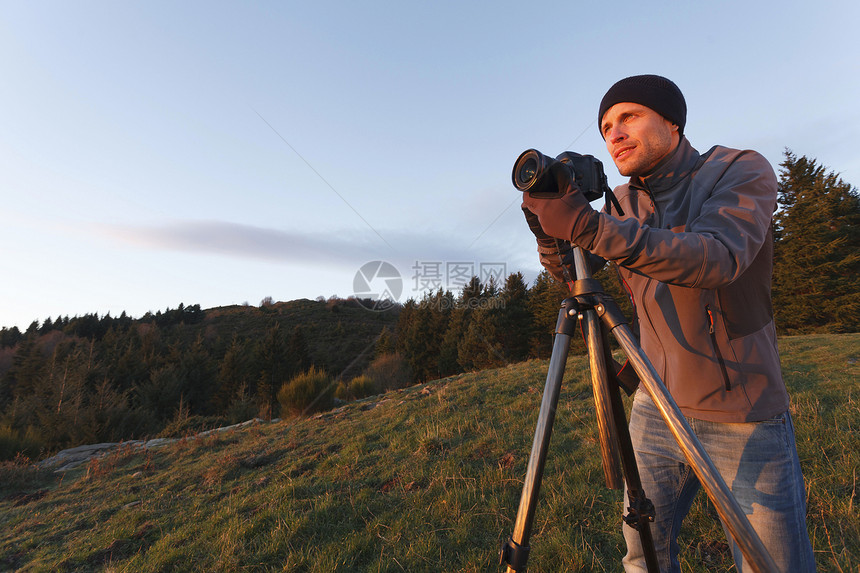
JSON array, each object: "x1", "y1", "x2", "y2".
[{"x1": 521, "y1": 75, "x2": 815, "y2": 572}]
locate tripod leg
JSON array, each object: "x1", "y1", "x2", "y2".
[
  {"x1": 582, "y1": 309, "x2": 623, "y2": 489},
  {"x1": 609, "y1": 323, "x2": 779, "y2": 573},
  {"x1": 573, "y1": 246, "x2": 622, "y2": 490},
  {"x1": 602, "y1": 341, "x2": 660, "y2": 573},
  {"x1": 501, "y1": 303, "x2": 575, "y2": 572}
]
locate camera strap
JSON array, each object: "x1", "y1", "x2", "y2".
[{"x1": 605, "y1": 189, "x2": 624, "y2": 216}]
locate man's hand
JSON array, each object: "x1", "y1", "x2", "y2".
[
  {"x1": 538, "y1": 240, "x2": 575, "y2": 282},
  {"x1": 521, "y1": 161, "x2": 601, "y2": 249},
  {"x1": 522, "y1": 203, "x2": 574, "y2": 282}
]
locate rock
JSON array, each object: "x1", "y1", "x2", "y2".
[
  {"x1": 37, "y1": 418, "x2": 270, "y2": 473},
  {"x1": 39, "y1": 443, "x2": 122, "y2": 471},
  {"x1": 143, "y1": 438, "x2": 177, "y2": 450}
]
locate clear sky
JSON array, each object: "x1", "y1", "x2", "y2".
[{"x1": 1, "y1": 1, "x2": 858, "y2": 330}]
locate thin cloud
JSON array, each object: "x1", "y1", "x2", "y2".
[
  {"x1": 94, "y1": 219, "x2": 535, "y2": 273},
  {"x1": 97, "y1": 220, "x2": 371, "y2": 265}
]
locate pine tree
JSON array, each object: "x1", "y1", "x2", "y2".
[
  {"x1": 374, "y1": 326, "x2": 394, "y2": 358},
  {"x1": 0, "y1": 326, "x2": 22, "y2": 349},
  {"x1": 496, "y1": 272, "x2": 534, "y2": 362},
  {"x1": 213, "y1": 336, "x2": 248, "y2": 412},
  {"x1": 438, "y1": 306, "x2": 468, "y2": 376},
  {"x1": 255, "y1": 323, "x2": 287, "y2": 419},
  {"x1": 394, "y1": 299, "x2": 417, "y2": 356},
  {"x1": 39, "y1": 317, "x2": 54, "y2": 335},
  {"x1": 427, "y1": 289, "x2": 454, "y2": 374},
  {"x1": 78, "y1": 376, "x2": 130, "y2": 444},
  {"x1": 527, "y1": 270, "x2": 574, "y2": 358},
  {"x1": 457, "y1": 279, "x2": 504, "y2": 371},
  {"x1": 135, "y1": 364, "x2": 183, "y2": 426},
  {"x1": 286, "y1": 325, "x2": 312, "y2": 379},
  {"x1": 773, "y1": 150, "x2": 860, "y2": 333},
  {"x1": 400, "y1": 290, "x2": 451, "y2": 382},
  {"x1": 459, "y1": 308, "x2": 503, "y2": 370},
  {"x1": 178, "y1": 333, "x2": 217, "y2": 415},
  {"x1": 440, "y1": 277, "x2": 484, "y2": 373},
  {"x1": 4, "y1": 336, "x2": 45, "y2": 419}
]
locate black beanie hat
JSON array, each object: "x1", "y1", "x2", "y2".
[{"x1": 598, "y1": 74, "x2": 686, "y2": 137}]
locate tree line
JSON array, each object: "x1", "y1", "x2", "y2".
[{"x1": 390, "y1": 268, "x2": 627, "y2": 384}]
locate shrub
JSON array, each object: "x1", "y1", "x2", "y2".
[
  {"x1": 226, "y1": 384, "x2": 259, "y2": 424},
  {"x1": 0, "y1": 424, "x2": 45, "y2": 462},
  {"x1": 347, "y1": 375, "x2": 377, "y2": 399},
  {"x1": 364, "y1": 353, "x2": 413, "y2": 392},
  {"x1": 334, "y1": 381, "x2": 350, "y2": 401},
  {"x1": 277, "y1": 366, "x2": 334, "y2": 416}
]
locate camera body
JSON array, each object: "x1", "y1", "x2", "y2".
[{"x1": 512, "y1": 149, "x2": 610, "y2": 203}]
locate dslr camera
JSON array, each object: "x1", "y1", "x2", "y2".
[{"x1": 512, "y1": 149, "x2": 610, "y2": 203}]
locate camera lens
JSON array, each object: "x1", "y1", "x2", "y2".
[
  {"x1": 518, "y1": 158, "x2": 537, "y2": 186},
  {"x1": 512, "y1": 149, "x2": 551, "y2": 192}
]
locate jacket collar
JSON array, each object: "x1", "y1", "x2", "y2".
[{"x1": 629, "y1": 137, "x2": 700, "y2": 197}]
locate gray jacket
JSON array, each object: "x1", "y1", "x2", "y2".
[{"x1": 586, "y1": 137, "x2": 789, "y2": 422}]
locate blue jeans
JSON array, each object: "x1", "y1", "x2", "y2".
[{"x1": 622, "y1": 390, "x2": 815, "y2": 572}]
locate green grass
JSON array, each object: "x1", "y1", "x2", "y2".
[{"x1": 1, "y1": 333, "x2": 857, "y2": 572}]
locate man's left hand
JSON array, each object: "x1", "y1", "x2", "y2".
[{"x1": 521, "y1": 162, "x2": 601, "y2": 248}]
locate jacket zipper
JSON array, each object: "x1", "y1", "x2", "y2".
[
  {"x1": 635, "y1": 185, "x2": 664, "y2": 379},
  {"x1": 706, "y1": 305, "x2": 732, "y2": 391}
]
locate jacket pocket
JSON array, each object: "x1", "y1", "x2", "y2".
[{"x1": 706, "y1": 305, "x2": 732, "y2": 392}]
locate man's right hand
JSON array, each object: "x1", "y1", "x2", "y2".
[
  {"x1": 537, "y1": 240, "x2": 575, "y2": 282},
  {"x1": 522, "y1": 207, "x2": 574, "y2": 282}
]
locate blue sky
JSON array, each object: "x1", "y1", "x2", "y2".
[{"x1": 1, "y1": 1, "x2": 858, "y2": 330}]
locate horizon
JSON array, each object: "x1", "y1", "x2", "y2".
[{"x1": 0, "y1": 275, "x2": 525, "y2": 332}]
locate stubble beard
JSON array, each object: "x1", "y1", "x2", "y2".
[{"x1": 614, "y1": 134, "x2": 675, "y2": 178}]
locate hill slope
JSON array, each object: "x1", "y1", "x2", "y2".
[
  {"x1": 0, "y1": 298, "x2": 400, "y2": 459},
  {"x1": 1, "y1": 333, "x2": 857, "y2": 572}
]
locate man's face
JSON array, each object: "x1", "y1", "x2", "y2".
[{"x1": 601, "y1": 102, "x2": 680, "y2": 177}]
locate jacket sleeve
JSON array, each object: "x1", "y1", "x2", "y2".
[{"x1": 583, "y1": 150, "x2": 777, "y2": 289}]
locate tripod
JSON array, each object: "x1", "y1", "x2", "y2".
[{"x1": 499, "y1": 246, "x2": 779, "y2": 573}]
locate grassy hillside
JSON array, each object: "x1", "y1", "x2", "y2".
[{"x1": 1, "y1": 333, "x2": 857, "y2": 572}]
